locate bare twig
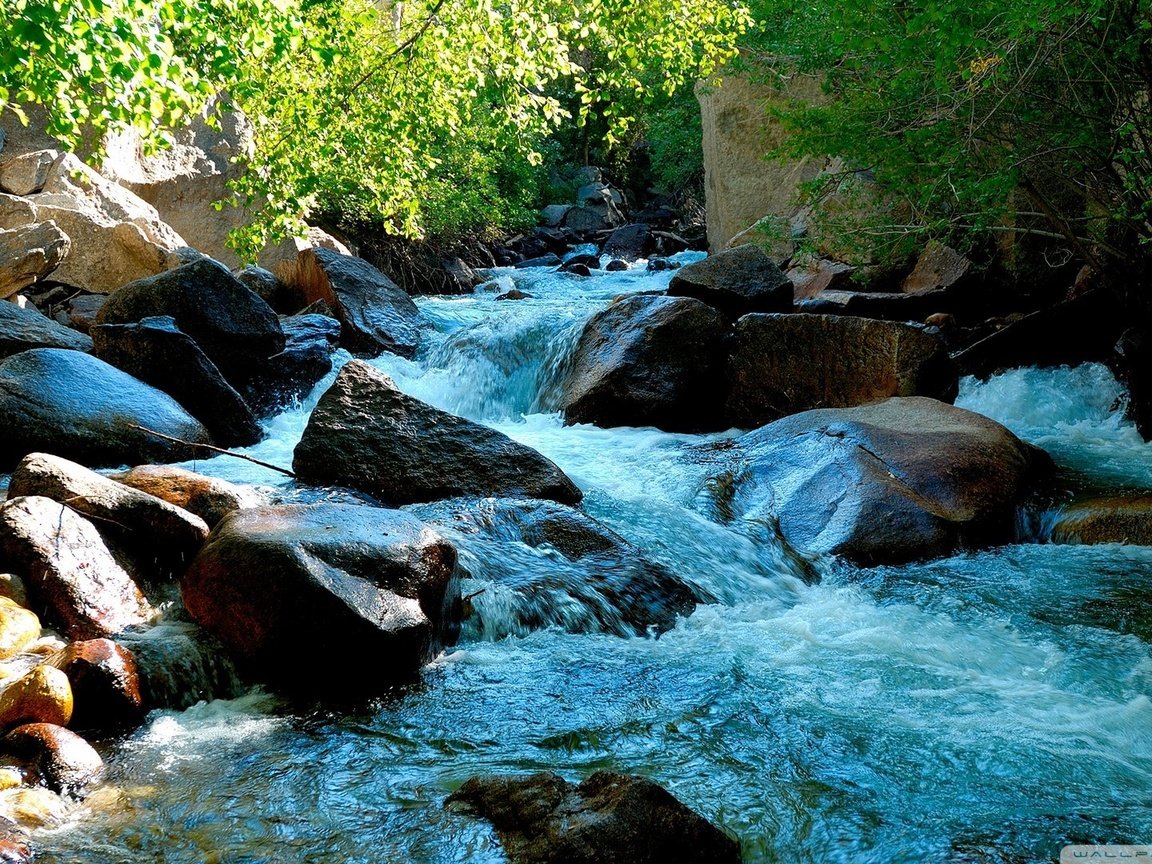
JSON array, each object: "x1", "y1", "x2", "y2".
[{"x1": 127, "y1": 425, "x2": 297, "y2": 478}]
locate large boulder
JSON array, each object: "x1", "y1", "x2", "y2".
[
  {"x1": 797, "y1": 289, "x2": 954, "y2": 322},
  {"x1": 95, "y1": 258, "x2": 284, "y2": 386},
  {"x1": 601, "y1": 224, "x2": 654, "y2": 262},
  {"x1": 0, "y1": 221, "x2": 70, "y2": 300},
  {"x1": 48, "y1": 639, "x2": 146, "y2": 735},
  {"x1": 108, "y1": 465, "x2": 262, "y2": 528},
  {"x1": 725, "y1": 313, "x2": 958, "y2": 428},
  {"x1": 0, "y1": 723, "x2": 103, "y2": 796},
  {"x1": 242, "y1": 312, "x2": 340, "y2": 415},
  {"x1": 8, "y1": 453, "x2": 210, "y2": 577},
  {"x1": 0, "y1": 348, "x2": 213, "y2": 470},
  {"x1": 181, "y1": 503, "x2": 460, "y2": 693},
  {"x1": 0, "y1": 496, "x2": 152, "y2": 639},
  {"x1": 0, "y1": 150, "x2": 57, "y2": 197},
  {"x1": 0, "y1": 297, "x2": 92, "y2": 358},
  {"x1": 91, "y1": 315, "x2": 262, "y2": 447},
  {"x1": 408, "y1": 498, "x2": 705, "y2": 637},
  {"x1": 448, "y1": 771, "x2": 740, "y2": 864},
  {"x1": 901, "y1": 240, "x2": 973, "y2": 294},
  {"x1": 705, "y1": 397, "x2": 1052, "y2": 565},
  {"x1": 667, "y1": 244, "x2": 792, "y2": 318},
  {"x1": 560, "y1": 295, "x2": 731, "y2": 433},
  {"x1": 276, "y1": 248, "x2": 423, "y2": 358},
  {"x1": 115, "y1": 620, "x2": 243, "y2": 711},
  {"x1": 0, "y1": 666, "x2": 72, "y2": 731},
  {"x1": 294, "y1": 361, "x2": 582, "y2": 506}
]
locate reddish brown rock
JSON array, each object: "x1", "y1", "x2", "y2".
[
  {"x1": 0, "y1": 723, "x2": 104, "y2": 796},
  {"x1": 109, "y1": 464, "x2": 261, "y2": 528},
  {"x1": 901, "y1": 240, "x2": 972, "y2": 295},
  {"x1": 1050, "y1": 495, "x2": 1152, "y2": 546},
  {"x1": 787, "y1": 259, "x2": 855, "y2": 301},
  {"x1": 49, "y1": 639, "x2": 145, "y2": 735}
]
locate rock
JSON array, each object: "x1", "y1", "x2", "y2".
[
  {"x1": 514, "y1": 254, "x2": 562, "y2": 269},
  {"x1": 725, "y1": 313, "x2": 958, "y2": 428},
  {"x1": 108, "y1": 465, "x2": 261, "y2": 528},
  {"x1": 92, "y1": 316, "x2": 262, "y2": 447},
  {"x1": 0, "y1": 221, "x2": 70, "y2": 300},
  {"x1": 257, "y1": 225, "x2": 352, "y2": 275},
  {"x1": 602, "y1": 224, "x2": 654, "y2": 262},
  {"x1": 181, "y1": 503, "x2": 461, "y2": 693},
  {"x1": 0, "y1": 496, "x2": 152, "y2": 639},
  {"x1": 496, "y1": 289, "x2": 532, "y2": 302},
  {"x1": 409, "y1": 498, "x2": 705, "y2": 637},
  {"x1": 1050, "y1": 495, "x2": 1152, "y2": 546},
  {"x1": 787, "y1": 259, "x2": 855, "y2": 301},
  {"x1": 901, "y1": 240, "x2": 973, "y2": 294},
  {"x1": 1116, "y1": 327, "x2": 1152, "y2": 440},
  {"x1": 604, "y1": 259, "x2": 629, "y2": 272},
  {"x1": 448, "y1": 771, "x2": 740, "y2": 864},
  {"x1": 294, "y1": 361, "x2": 582, "y2": 506},
  {"x1": 8, "y1": 453, "x2": 210, "y2": 577},
  {"x1": 707, "y1": 397, "x2": 1051, "y2": 565},
  {"x1": 797, "y1": 288, "x2": 955, "y2": 322},
  {"x1": 0, "y1": 295, "x2": 92, "y2": 358},
  {"x1": 574, "y1": 181, "x2": 625, "y2": 227},
  {"x1": 0, "y1": 600, "x2": 39, "y2": 662},
  {"x1": 562, "y1": 206, "x2": 609, "y2": 232},
  {"x1": 0, "y1": 667, "x2": 72, "y2": 730},
  {"x1": 116, "y1": 620, "x2": 242, "y2": 710},
  {"x1": 0, "y1": 723, "x2": 104, "y2": 796},
  {"x1": 0, "y1": 196, "x2": 36, "y2": 231},
  {"x1": 48, "y1": 639, "x2": 145, "y2": 734},
  {"x1": 26, "y1": 152, "x2": 193, "y2": 293},
  {"x1": 94, "y1": 257, "x2": 285, "y2": 387},
  {"x1": 0, "y1": 348, "x2": 213, "y2": 470},
  {"x1": 0, "y1": 150, "x2": 57, "y2": 197},
  {"x1": 276, "y1": 247, "x2": 422, "y2": 358},
  {"x1": 0, "y1": 818, "x2": 29, "y2": 862},
  {"x1": 646, "y1": 257, "x2": 676, "y2": 272},
  {"x1": 0, "y1": 786, "x2": 68, "y2": 830},
  {"x1": 0, "y1": 580, "x2": 27, "y2": 611},
  {"x1": 61, "y1": 293, "x2": 105, "y2": 334},
  {"x1": 560, "y1": 295, "x2": 731, "y2": 433},
  {"x1": 242, "y1": 312, "x2": 339, "y2": 415},
  {"x1": 564, "y1": 263, "x2": 592, "y2": 278},
  {"x1": 563, "y1": 254, "x2": 600, "y2": 271},
  {"x1": 540, "y1": 204, "x2": 572, "y2": 227},
  {"x1": 668, "y1": 245, "x2": 792, "y2": 317},
  {"x1": 233, "y1": 265, "x2": 291, "y2": 312}
]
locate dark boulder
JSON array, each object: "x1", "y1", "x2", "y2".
[
  {"x1": 409, "y1": 498, "x2": 705, "y2": 637},
  {"x1": 515, "y1": 254, "x2": 562, "y2": 269},
  {"x1": 61, "y1": 293, "x2": 106, "y2": 335},
  {"x1": 562, "y1": 254, "x2": 600, "y2": 271},
  {"x1": 0, "y1": 348, "x2": 212, "y2": 470},
  {"x1": 0, "y1": 299, "x2": 92, "y2": 359},
  {"x1": 48, "y1": 639, "x2": 146, "y2": 735},
  {"x1": 1116, "y1": 326, "x2": 1152, "y2": 440},
  {"x1": 0, "y1": 496, "x2": 152, "y2": 639},
  {"x1": 108, "y1": 466, "x2": 261, "y2": 529},
  {"x1": 94, "y1": 258, "x2": 285, "y2": 386},
  {"x1": 604, "y1": 259, "x2": 629, "y2": 272},
  {"x1": 787, "y1": 259, "x2": 855, "y2": 301},
  {"x1": 243, "y1": 312, "x2": 340, "y2": 415},
  {"x1": 116, "y1": 620, "x2": 244, "y2": 711},
  {"x1": 797, "y1": 289, "x2": 954, "y2": 322},
  {"x1": 602, "y1": 224, "x2": 654, "y2": 262},
  {"x1": 560, "y1": 295, "x2": 731, "y2": 432},
  {"x1": 233, "y1": 265, "x2": 294, "y2": 313},
  {"x1": 91, "y1": 316, "x2": 262, "y2": 447},
  {"x1": 668, "y1": 244, "x2": 792, "y2": 317},
  {"x1": 705, "y1": 397, "x2": 1052, "y2": 565},
  {"x1": 564, "y1": 263, "x2": 592, "y2": 278},
  {"x1": 294, "y1": 361, "x2": 582, "y2": 506},
  {"x1": 1049, "y1": 495, "x2": 1152, "y2": 546},
  {"x1": 496, "y1": 289, "x2": 533, "y2": 302},
  {"x1": 181, "y1": 503, "x2": 460, "y2": 693},
  {"x1": 448, "y1": 771, "x2": 740, "y2": 864},
  {"x1": 0, "y1": 723, "x2": 104, "y2": 796},
  {"x1": 725, "y1": 313, "x2": 957, "y2": 428}
]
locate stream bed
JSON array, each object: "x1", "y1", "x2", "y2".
[{"x1": 32, "y1": 255, "x2": 1152, "y2": 863}]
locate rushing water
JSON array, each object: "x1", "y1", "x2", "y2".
[{"x1": 33, "y1": 257, "x2": 1152, "y2": 863}]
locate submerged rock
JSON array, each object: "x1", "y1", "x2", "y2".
[
  {"x1": 116, "y1": 620, "x2": 242, "y2": 711},
  {"x1": 0, "y1": 348, "x2": 212, "y2": 470},
  {"x1": 706, "y1": 397, "x2": 1051, "y2": 565},
  {"x1": 294, "y1": 361, "x2": 582, "y2": 506},
  {"x1": 0, "y1": 298, "x2": 92, "y2": 359},
  {"x1": 1050, "y1": 495, "x2": 1152, "y2": 546},
  {"x1": 0, "y1": 723, "x2": 103, "y2": 796},
  {"x1": 181, "y1": 503, "x2": 461, "y2": 694},
  {"x1": 448, "y1": 771, "x2": 740, "y2": 864},
  {"x1": 560, "y1": 295, "x2": 731, "y2": 433},
  {"x1": 108, "y1": 465, "x2": 262, "y2": 529},
  {"x1": 667, "y1": 244, "x2": 792, "y2": 318}
]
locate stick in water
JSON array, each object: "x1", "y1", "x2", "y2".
[{"x1": 127, "y1": 424, "x2": 297, "y2": 478}]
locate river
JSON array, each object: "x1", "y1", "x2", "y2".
[{"x1": 33, "y1": 253, "x2": 1152, "y2": 863}]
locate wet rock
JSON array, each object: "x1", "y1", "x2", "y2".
[
  {"x1": 116, "y1": 620, "x2": 243, "y2": 711},
  {"x1": 277, "y1": 247, "x2": 423, "y2": 358},
  {"x1": 0, "y1": 818, "x2": 30, "y2": 863},
  {"x1": 515, "y1": 254, "x2": 562, "y2": 269},
  {"x1": 668, "y1": 245, "x2": 792, "y2": 318},
  {"x1": 61, "y1": 293, "x2": 105, "y2": 335},
  {"x1": 95, "y1": 257, "x2": 284, "y2": 386},
  {"x1": 0, "y1": 666, "x2": 72, "y2": 730},
  {"x1": 232, "y1": 264, "x2": 286, "y2": 309},
  {"x1": 604, "y1": 259, "x2": 629, "y2": 272},
  {"x1": 0, "y1": 221, "x2": 70, "y2": 300},
  {"x1": 91, "y1": 316, "x2": 262, "y2": 447},
  {"x1": 564, "y1": 263, "x2": 592, "y2": 278},
  {"x1": 0, "y1": 496, "x2": 152, "y2": 639},
  {"x1": 181, "y1": 503, "x2": 460, "y2": 693},
  {"x1": 602, "y1": 224, "x2": 653, "y2": 262},
  {"x1": 1050, "y1": 495, "x2": 1152, "y2": 546},
  {"x1": 797, "y1": 289, "x2": 953, "y2": 322},
  {"x1": 242, "y1": 312, "x2": 339, "y2": 415},
  {"x1": 496, "y1": 289, "x2": 532, "y2": 302},
  {"x1": 562, "y1": 254, "x2": 600, "y2": 271},
  {"x1": 48, "y1": 639, "x2": 145, "y2": 734},
  {"x1": 725, "y1": 313, "x2": 958, "y2": 428},
  {"x1": 0, "y1": 786, "x2": 66, "y2": 831},
  {"x1": 294, "y1": 361, "x2": 582, "y2": 506},
  {"x1": 646, "y1": 257, "x2": 678, "y2": 272},
  {"x1": 409, "y1": 498, "x2": 705, "y2": 637},
  {"x1": 9, "y1": 453, "x2": 209, "y2": 578},
  {"x1": 108, "y1": 465, "x2": 262, "y2": 528},
  {"x1": 0, "y1": 296, "x2": 92, "y2": 359},
  {"x1": 1116, "y1": 326, "x2": 1152, "y2": 440},
  {"x1": 448, "y1": 771, "x2": 740, "y2": 864},
  {"x1": 0, "y1": 723, "x2": 104, "y2": 796},
  {"x1": 560, "y1": 295, "x2": 731, "y2": 433},
  {"x1": 540, "y1": 204, "x2": 572, "y2": 227},
  {"x1": 0, "y1": 600, "x2": 39, "y2": 661},
  {"x1": 901, "y1": 240, "x2": 973, "y2": 294},
  {"x1": 707, "y1": 397, "x2": 1051, "y2": 565}
]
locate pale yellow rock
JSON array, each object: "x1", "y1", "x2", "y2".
[
  {"x1": 0, "y1": 598, "x2": 40, "y2": 661},
  {"x1": 0, "y1": 665, "x2": 73, "y2": 729},
  {"x1": 0, "y1": 768, "x2": 22, "y2": 792},
  {"x1": 0, "y1": 575, "x2": 28, "y2": 609},
  {"x1": 0, "y1": 786, "x2": 68, "y2": 828}
]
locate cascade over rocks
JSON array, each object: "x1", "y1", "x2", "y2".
[
  {"x1": 725, "y1": 313, "x2": 958, "y2": 428},
  {"x1": 241, "y1": 312, "x2": 340, "y2": 416},
  {"x1": 408, "y1": 498, "x2": 706, "y2": 637},
  {"x1": 0, "y1": 496, "x2": 152, "y2": 639},
  {"x1": 0, "y1": 298, "x2": 92, "y2": 358},
  {"x1": 116, "y1": 621, "x2": 243, "y2": 711},
  {"x1": 706, "y1": 397, "x2": 1051, "y2": 565},
  {"x1": 559, "y1": 294, "x2": 732, "y2": 433},
  {"x1": 667, "y1": 244, "x2": 792, "y2": 318},
  {"x1": 181, "y1": 503, "x2": 461, "y2": 694},
  {"x1": 0, "y1": 348, "x2": 212, "y2": 470},
  {"x1": 95, "y1": 258, "x2": 284, "y2": 386},
  {"x1": 108, "y1": 465, "x2": 262, "y2": 529},
  {"x1": 448, "y1": 771, "x2": 740, "y2": 864},
  {"x1": 277, "y1": 248, "x2": 423, "y2": 358},
  {"x1": 0, "y1": 221, "x2": 70, "y2": 300},
  {"x1": 91, "y1": 316, "x2": 262, "y2": 447},
  {"x1": 294, "y1": 361, "x2": 582, "y2": 506}
]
